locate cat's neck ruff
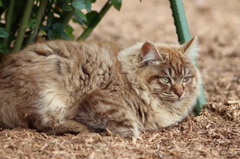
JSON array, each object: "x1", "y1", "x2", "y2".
[{"x1": 118, "y1": 43, "x2": 150, "y2": 102}]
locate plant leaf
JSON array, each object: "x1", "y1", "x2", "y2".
[
  {"x1": 73, "y1": 13, "x2": 84, "y2": 25},
  {"x1": 27, "y1": 22, "x2": 35, "y2": 29},
  {"x1": 111, "y1": 0, "x2": 122, "y2": 11},
  {"x1": 72, "y1": 0, "x2": 86, "y2": 10},
  {"x1": 0, "y1": 27, "x2": 9, "y2": 38},
  {"x1": 84, "y1": 0, "x2": 91, "y2": 12},
  {"x1": 62, "y1": 3, "x2": 72, "y2": 11},
  {"x1": 65, "y1": 25, "x2": 74, "y2": 39},
  {"x1": 0, "y1": 39, "x2": 3, "y2": 49},
  {"x1": 85, "y1": 11, "x2": 100, "y2": 27},
  {"x1": 52, "y1": 23, "x2": 65, "y2": 31},
  {"x1": 60, "y1": 31, "x2": 70, "y2": 40},
  {"x1": 48, "y1": 29, "x2": 56, "y2": 39},
  {"x1": 75, "y1": 9, "x2": 87, "y2": 22},
  {"x1": 39, "y1": 25, "x2": 48, "y2": 31},
  {"x1": 46, "y1": 12, "x2": 54, "y2": 28},
  {"x1": 27, "y1": 18, "x2": 38, "y2": 29},
  {"x1": 31, "y1": 18, "x2": 38, "y2": 23}
]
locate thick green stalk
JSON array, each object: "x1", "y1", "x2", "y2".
[
  {"x1": 77, "y1": 0, "x2": 112, "y2": 40},
  {"x1": 169, "y1": 0, "x2": 191, "y2": 44},
  {"x1": 62, "y1": 7, "x2": 75, "y2": 29},
  {"x1": 169, "y1": 0, "x2": 206, "y2": 115},
  {"x1": 13, "y1": 0, "x2": 34, "y2": 52},
  {"x1": 26, "y1": 0, "x2": 48, "y2": 45},
  {"x1": 3, "y1": 0, "x2": 15, "y2": 49}
]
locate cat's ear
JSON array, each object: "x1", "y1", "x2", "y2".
[
  {"x1": 181, "y1": 36, "x2": 199, "y2": 59},
  {"x1": 140, "y1": 41, "x2": 163, "y2": 63}
]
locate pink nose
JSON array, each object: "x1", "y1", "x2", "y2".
[{"x1": 174, "y1": 90, "x2": 184, "y2": 98}]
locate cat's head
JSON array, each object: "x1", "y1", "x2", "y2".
[{"x1": 137, "y1": 37, "x2": 200, "y2": 103}]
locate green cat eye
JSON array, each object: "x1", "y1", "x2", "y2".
[
  {"x1": 161, "y1": 77, "x2": 170, "y2": 83},
  {"x1": 182, "y1": 77, "x2": 190, "y2": 82}
]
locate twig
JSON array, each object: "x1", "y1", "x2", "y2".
[
  {"x1": 62, "y1": 7, "x2": 76, "y2": 29},
  {"x1": 12, "y1": 0, "x2": 34, "y2": 51},
  {"x1": 224, "y1": 100, "x2": 239, "y2": 105},
  {"x1": 77, "y1": 0, "x2": 112, "y2": 40},
  {"x1": 26, "y1": 0, "x2": 48, "y2": 45},
  {"x1": 3, "y1": 0, "x2": 15, "y2": 49}
]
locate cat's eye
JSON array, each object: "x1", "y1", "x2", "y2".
[
  {"x1": 182, "y1": 77, "x2": 191, "y2": 82},
  {"x1": 160, "y1": 77, "x2": 171, "y2": 83}
]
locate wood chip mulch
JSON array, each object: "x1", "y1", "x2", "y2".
[{"x1": 0, "y1": 101, "x2": 239, "y2": 159}]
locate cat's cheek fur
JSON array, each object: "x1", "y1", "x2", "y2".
[{"x1": 146, "y1": 98, "x2": 194, "y2": 129}]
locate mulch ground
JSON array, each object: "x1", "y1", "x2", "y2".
[{"x1": 0, "y1": 0, "x2": 239, "y2": 158}]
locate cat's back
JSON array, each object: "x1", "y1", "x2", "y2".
[
  {"x1": 1, "y1": 40, "x2": 120, "y2": 94},
  {"x1": 2, "y1": 40, "x2": 119, "y2": 68},
  {"x1": 1, "y1": 40, "x2": 120, "y2": 86},
  {"x1": 0, "y1": 40, "x2": 122, "y2": 129}
]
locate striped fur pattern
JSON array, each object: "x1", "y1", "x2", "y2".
[{"x1": 0, "y1": 37, "x2": 201, "y2": 138}]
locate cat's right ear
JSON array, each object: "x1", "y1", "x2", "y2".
[
  {"x1": 140, "y1": 41, "x2": 163, "y2": 63},
  {"x1": 182, "y1": 36, "x2": 199, "y2": 60}
]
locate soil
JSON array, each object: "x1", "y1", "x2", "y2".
[{"x1": 0, "y1": 0, "x2": 239, "y2": 158}]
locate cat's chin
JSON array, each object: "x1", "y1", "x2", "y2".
[
  {"x1": 159, "y1": 96, "x2": 183, "y2": 103},
  {"x1": 159, "y1": 98, "x2": 178, "y2": 103},
  {"x1": 156, "y1": 94, "x2": 183, "y2": 103}
]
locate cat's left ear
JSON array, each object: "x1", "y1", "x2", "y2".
[
  {"x1": 181, "y1": 36, "x2": 199, "y2": 59},
  {"x1": 140, "y1": 41, "x2": 163, "y2": 63}
]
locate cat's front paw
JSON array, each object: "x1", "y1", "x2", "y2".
[
  {"x1": 49, "y1": 120, "x2": 94, "y2": 135},
  {"x1": 107, "y1": 123, "x2": 140, "y2": 138}
]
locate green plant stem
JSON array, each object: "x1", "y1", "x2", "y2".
[
  {"x1": 26, "y1": 0, "x2": 48, "y2": 45},
  {"x1": 169, "y1": 0, "x2": 206, "y2": 115},
  {"x1": 77, "y1": 0, "x2": 112, "y2": 40},
  {"x1": 3, "y1": 0, "x2": 15, "y2": 49},
  {"x1": 62, "y1": 7, "x2": 75, "y2": 29},
  {"x1": 169, "y1": 0, "x2": 191, "y2": 44},
  {"x1": 12, "y1": 0, "x2": 34, "y2": 52}
]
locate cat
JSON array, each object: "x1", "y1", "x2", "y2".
[{"x1": 0, "y1": 37, "x2": 201, "y2": 138}]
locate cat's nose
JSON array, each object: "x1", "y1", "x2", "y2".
[
  {"x1": 172, "y1": 84, "x2": 184, "y2": 98},
  {"x1": 174, "y1": 90, "x2": 184, "y2": 98}
]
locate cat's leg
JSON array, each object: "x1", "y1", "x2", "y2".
[
  {"x1": 48, "y1": 119, "x2": 94, "y2": 135},
  {"x1": 101, "y1": 113, "x2": 140, "y2": 138},
  {"x1": 75, "y1": 91, "x2": 140, "y2": 138},
  {"x1": 76, "y1": 110, "x2": 140, "y2": 138}
]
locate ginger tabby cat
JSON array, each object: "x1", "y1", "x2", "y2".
[{"x1": 0, "y1": 37, "x2": 201, "y2": 138}]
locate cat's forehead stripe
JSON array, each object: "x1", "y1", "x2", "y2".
[
  {"x1": 169, "y1": 68, "x2": 175, "y2": 77},
  {"x1": 163, "y1": 68, "x2": 169, "y2": 76},
  {"x1": 185, "y1": 68, "x2": 189, "y2": 75},
  {"x1": 181, "y1": 68, "x2": 184, "y2": 75},
  {"x1": 163, "y1": 66, "x2": 190, "y2": 77}
]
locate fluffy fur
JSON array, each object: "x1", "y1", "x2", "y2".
[{"x1": 0, "y1": 37, "x2": 201, "y2": 138}]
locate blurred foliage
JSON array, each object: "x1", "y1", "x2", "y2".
[{"x1": 0, "y1": 0, "x2": 122, "y2": 60}]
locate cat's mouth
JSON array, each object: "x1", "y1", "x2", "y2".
[
  {"x1": 152, "y1": 92, "x2": 183, "y2": 102},
  {"x1": 164, "y1": 96, "x2": 182, "y2": 102}
]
